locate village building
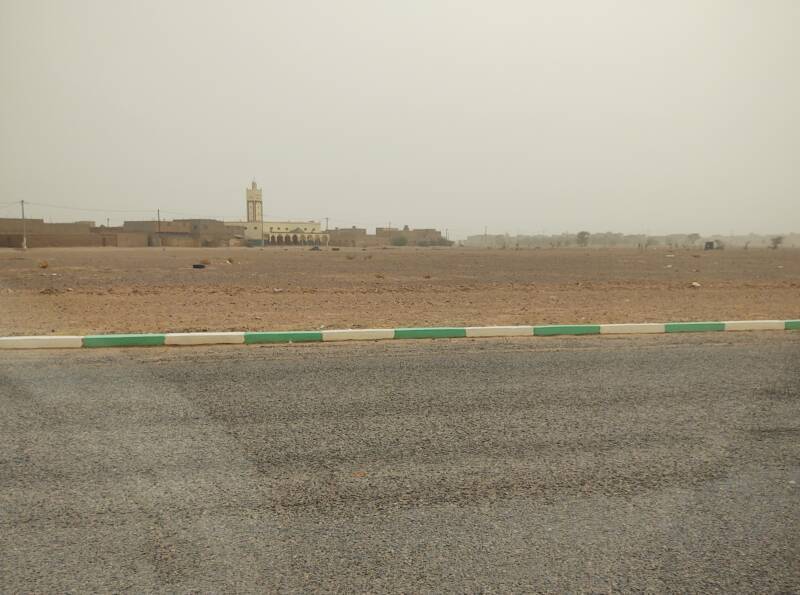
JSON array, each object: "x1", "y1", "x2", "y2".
[
  {"x1": 328, "y1": 225, "x2": 451, "y2": 247},
  {"x1": 224, "y1": 181, "x2": 330, "y2": 246},
  {"x1": 0, "y1": 217, "x2": 148, "y2": 248}
]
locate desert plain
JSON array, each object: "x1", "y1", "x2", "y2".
[{"x1": 0, "y1": 246, "x2": 798, "y2": 336}]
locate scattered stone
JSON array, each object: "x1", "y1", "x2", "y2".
[
  {"x1": 690, "y1": 281, "x2": 702, "y2": 288},
  {"x1": 37, "y1": 260, "x2": 49, "y2": 269}
]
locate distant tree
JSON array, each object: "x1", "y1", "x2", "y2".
[
  {"x1": 687, "y1": 233, "x2": 701, "y2": 246},
  {"x1": 644, "y1": 237, "x2": 659, "y2": 249},
  {"x1": 576, "y1": 231, "x2": 590, "y2": 247},
  {"x1": 770, "y1": 235, "x2": 784, "y2": 249},
  {"x1": 390, "y1": 236, "x2": 408, "y2": 247}
]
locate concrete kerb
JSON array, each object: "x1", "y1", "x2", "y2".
[
  {"x1": 165, "y1": 332, "x2": 245, "y2": 346},
  {"x1": 0, "y1": 335, "x2": 83, "y2": 349},
  {"x1": 0, "y1": 320, "x2": 797, "y2": 349},
  {"x1": 322, "y1": 329, "x2": 395, "y2": 341}
]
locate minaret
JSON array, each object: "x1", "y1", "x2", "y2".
[{"x1": 246, "y1": 180, "x2": 263, "y2": 223}]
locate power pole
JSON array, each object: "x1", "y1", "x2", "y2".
[
  {"x1": 20, "y1": 200, "x2": 27, "y2": 250},
  {"x1": 157, "y1": 208, "x2": 161, "y2": 247}
]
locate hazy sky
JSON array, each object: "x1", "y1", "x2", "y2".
[{"x1": 1, "y1": 1, "x2": 798, "y2": 238}]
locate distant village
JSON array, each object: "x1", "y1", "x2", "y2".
[
  {"x1": 0, "y1": 181, "x2": 452, "y2": 249},
  {"x1": 0, "y1": 180, "x2": 794, "y2": 250}
]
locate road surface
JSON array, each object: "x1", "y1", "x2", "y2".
[{"x1": 1, "y1": 333, "x2": 798, "y2": 592}]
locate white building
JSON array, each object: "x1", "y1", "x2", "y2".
[{"x1": 226, "y1": 180, "x2": 329, "y2": 246}]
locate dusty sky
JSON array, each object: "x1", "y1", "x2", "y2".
[{"x1": 1, "y1": 1, "x2": 798, "y2": 238}]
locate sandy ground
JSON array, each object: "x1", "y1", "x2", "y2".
[{"x1": 0, "y1": 246, "x2": 797, "y2": 335}]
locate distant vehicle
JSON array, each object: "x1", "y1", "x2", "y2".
[{"x1": 310, "y1": 245, "x2": 322, "y2": 251}]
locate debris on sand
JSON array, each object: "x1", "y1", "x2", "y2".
[
  {"x1": 192, "y1": 264, "x2": 206, "y2": 269},
  {"x1": 690, "y1": 281, "x2": 702, "y2": 288},
  {"x1": 37, "y1": 260, "x2": 49, "y2": 269}
]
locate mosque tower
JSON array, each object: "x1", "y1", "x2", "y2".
[{"x1": 246, "y1": 180, "x2": 263, "y2": 223}]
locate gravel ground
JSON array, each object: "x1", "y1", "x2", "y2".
[
  {"x1": 1, "y1": 333, "x2": 799, "y2": 592},
  {"x1": 1, "y1": 246, "x2": 798, "y2": 335}
]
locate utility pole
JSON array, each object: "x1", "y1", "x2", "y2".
[
  {"x1": 261, "y1": 216, "x2": 265, "y2": 249},
  {"x1": 157, "y1": 208, "x2": 161, "y2": 247},
  {"x1": 106, "y1": 217, "x2": 110, "y2": 228},
  {"x1": 484, "y1": 225, "x2": 488, "y2": 248},
  {"x1": 20, "y1": 200, "x2": 27, "y2": 250},
  {"x1": 325, "y1": 217, "x2": 329, "y2": 231}
]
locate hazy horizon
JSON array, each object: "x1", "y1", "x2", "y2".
[{"x1": 2, "y1": 1, "x2": 798, "y2": 239}]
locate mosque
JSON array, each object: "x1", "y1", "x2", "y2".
[{"x1": 225, "y1": 181, "x2": 329, "y2": 246}]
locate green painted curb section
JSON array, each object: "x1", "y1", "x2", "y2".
[
  {"x1": 786, "y1": 320, "x2": 800, "y2": 330},
  {"x1": 83, "y1": 334, "x2": 166, "y2": 348},
  {"x1": 533, "y1": 325, "x2": 601, "y2": 336},
  {"x1": 394, "y1": 327, "x2": 468, "y2": 339},
  {"x1": 665, "y1": 322, "x2": 725, "y2": 333},
  {"x1": 244, "y1": 331, "x2": 323, "y2": 344}
]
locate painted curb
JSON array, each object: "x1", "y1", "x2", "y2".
[
  {"x1": 0, "y1": 320, "x2": 796, "y2": 350},
  {"x1": 723, "y1": 320, "x2": 785, "y2": 332},
  {"x1": 465, "y1": 326, "x2": 534, "y2": 338},
  {"x1": 534, "y1": 324, "x2": 601, "y2": 336},
  {"x1": 394, "y1": 327, "x2": 468, "y2": 339},
  {"x1": 244, "y1": 331, "x2": 323, "y2": 344},
  {"x1": 322, "y1": 329, "x2": 395, "y2": 341},
  {"x1": 665, "y1": 322, "x2": 726, "y2": 333},
  {"x1": 165, "y1": 332, "x2": 245, "y2": 346},
  {"x1": 0, "y1": 335, "x2": 83, "y2": 349},
  {"x1": 83, "y1": 334, "x2": 165, "y2": 348},
  {"x1": 600, "y1": 323, "x2": 666, "y2": 334}
]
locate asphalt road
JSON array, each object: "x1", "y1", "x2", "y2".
[{"x1": 1, "y1": 333, "x2": 798, "y2": 592}]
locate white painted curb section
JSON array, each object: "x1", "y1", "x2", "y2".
[
  {"x1": 466, "y1": 326, "x2": 534, "y2": 338},
  {"x1": 164, "y1": 332, "x2": 245, "y2": 345},
  {"x1": 0, "y1": 336, "x2": 83, "y2": 349},
  {"x1": 600, "y1": 323, "x2": 666, "y2": 334},
  {"x1": 322, "y1": 329, "x2": 395, "y2": 341},
  {"x1": 724, "y1": 320, "x2": 785, "y2": 331}
]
